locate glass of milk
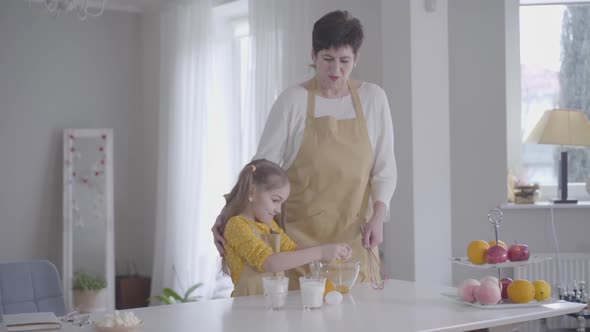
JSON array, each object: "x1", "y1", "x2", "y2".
[
  {"x1": 262, "y1": 276, "x2": 289, "y2": 310},
  {"x1": 299, "y1": 276, "x2": 326, "y2": 310}
]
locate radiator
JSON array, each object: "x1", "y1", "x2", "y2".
[{"x1": 514, "y1": 252, "x2": 590, "y2": 331}]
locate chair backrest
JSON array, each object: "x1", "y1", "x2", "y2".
[{"x1": 0, "y1": 260, "x2": 66, "y2": 317}]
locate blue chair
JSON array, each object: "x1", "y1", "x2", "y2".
[{"x1": 0, "y1": 260, "x2": 66, "y2": 316}]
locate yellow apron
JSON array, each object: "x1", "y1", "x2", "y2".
[
  {"x1": 284, "y1": 78, "x2": 376, "y2": 286},
  {"x1": 232, "y1": 227, "x2": 283, "y2": 297}
]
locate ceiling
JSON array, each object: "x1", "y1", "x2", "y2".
[
  {"x1": 521, "y1": 0, "x2": 590, "y2": 4},
  {"x1": 100, "y1": 0, "x2": 240, "y2": 12},
  {"x1": 27, "y1": 0, "x2": 186, "y2": 13},
  {"x1": 103, "y1": 0, "x2": 168, "y2": 12},
  {"x1": 36, "y1": 0, "x2": 590, "y2": 13}
]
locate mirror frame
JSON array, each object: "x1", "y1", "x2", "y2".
[{"x1": 62, "y1": 128, "x2": 114, "y2": 312}]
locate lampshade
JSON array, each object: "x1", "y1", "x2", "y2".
[
  {"x1": 524, "y1": 108, "x2": 590, "y2": 204},
  {"x1": 525, "y1": 109, "x2": 590, "y2": 147}
]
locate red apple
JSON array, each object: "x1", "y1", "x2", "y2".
[
  {"x1": 507, "y1": 243, "x2": 530, "y2": 261},
  {"x1": 486, "y1": 245, "x2": 508, "y2": 264},
  {"x1": 500, "y1": 277, "x2": 513, "y2": 299}
]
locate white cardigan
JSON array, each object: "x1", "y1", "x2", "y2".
[{"x1": 254, "y1": 82, "x2": 397, "y2": 213}]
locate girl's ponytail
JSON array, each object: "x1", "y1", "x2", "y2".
[{"x1": 224, "y1": 164, "x2": 256, "y2": 219}]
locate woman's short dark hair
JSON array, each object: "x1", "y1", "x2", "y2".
[{"x1": 312, "y1": 10, "x2": 364, "y2": 56}]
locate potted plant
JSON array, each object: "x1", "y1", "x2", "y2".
[
  {"x1": 152, "y1": 283, "x2": 202, "y2": 305},
  {"x1": 73, "y1": 271, "x2": 107, "y2": 313},
  {"x1": 151, "y1": 265, "x2": 203, "y2": 305}
]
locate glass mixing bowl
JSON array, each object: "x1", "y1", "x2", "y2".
[{"x1": 309, "y1": 260, "x2": 360, "y2": 294}]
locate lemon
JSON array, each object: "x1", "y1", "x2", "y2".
[
  {"x1": 324, "y1": 279, "x2": 337, "y2": 299},
  {"x1": 507, "y1": 279, "x2": 535, "y2": 303},
  {"x1": 467, "y1": 240, "x2": 490, "y2": 265},
  {"x1": 532, "y1": 280, "x2": 551, "y2": 301},
  {"x1": 488, "y1": 240, "x2": 507, "y2": 249}
]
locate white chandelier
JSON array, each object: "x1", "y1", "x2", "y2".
[{"x1": 42, "y1": 0, "x2": 106, "y2": 21}]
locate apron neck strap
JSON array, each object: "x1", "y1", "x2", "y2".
[
  {"x1": 307, "y1": 79, "x2": 317, "y2": 120},
  {"x1": 307, "y1": 78, "x2": 364, "y2": 121},
  {"x1": 348, "y1": 80, "x2": 364, "y2": 120}
]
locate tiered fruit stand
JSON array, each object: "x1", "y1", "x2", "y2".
[{"x1": 443, "y1": 208, "x2": 555, "y2": 308}]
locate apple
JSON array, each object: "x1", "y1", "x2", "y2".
[
  {"x1": 486, "y1": 245, "x2": 508, "y2": 264},
  {"x1": 507, "y1": 243, "x2": 530, "y2": 261},
  {"x1": 500, "y1": 277, "x2": 513, "y2": 299},
  {"x1": 458, "y1": 279, "x2": 480, "y2": 302},
  {"x1": 488, "y1": 240, "x2": 507, "y2": 249},
  {"x1": 479, "y1": 276, "x2": 499, "y2": 286},
  {"x1": 474, "y1": 281, "x2": 501, "y2": 305}
]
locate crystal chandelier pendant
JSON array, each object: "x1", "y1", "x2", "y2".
[{"x1": 42, "y1": 0, "x2": 106, "y2": 21}]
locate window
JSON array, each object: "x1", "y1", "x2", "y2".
[
  {"x1": 234, "y1": 18, "x2": 250, "y2": 113},
  {"x1": 209, "y1": 0, "x2": 255, "y2": 168},
  {"x1": 231, "y1": 18, "x2": 255, "y2": 164},
  {"x1": 517, "y1": 3, "x2": 590, "y2": 199}
]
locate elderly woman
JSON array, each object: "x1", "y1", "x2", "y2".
[{"x1": 213, "y1": 10, "x2": 397, "y2": 284}]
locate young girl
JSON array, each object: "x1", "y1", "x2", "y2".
[{"x1": 223, "y1": 159, "x2": 352, "y2": 296}]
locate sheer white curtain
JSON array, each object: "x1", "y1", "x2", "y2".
[
  {"x1": 151, "y1": 0, "x2": 234, "y2": 301},
  {"x1": 244, "y1": 0, "x2": 315, "y2": 158},
  {"x1": 151, "y1": 0, "x2": 318, "y2": 302}
]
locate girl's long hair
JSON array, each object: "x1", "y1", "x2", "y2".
[{"x1": 222, "y1": 159, "x2": 289, "y2": 275}]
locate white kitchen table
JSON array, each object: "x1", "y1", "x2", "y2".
[{"x1": 30, "y1": 279, "x2": 588, "y2": 332}]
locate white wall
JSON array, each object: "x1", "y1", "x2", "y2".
[
  {"x1": 381, "y1": 0, "x2": 415, "y2": 281},
  {"x1": 506, "y1": 0, "x2": 522, "y2": 175},
  {"x1": 449, "y1": 0, "x2": 509, "y2": 284},
  {"x1": 0, "y1": 0, "x2": 149, "y2": 275},
  {"x1": 410, "y1": 0, "x2": 452, "y2": 285},
  {"x1": 380, "y1": 0, "x2": 453, "y2": 283},
  {"x1": 139, "y1": 10, "x2": 160, "y2": 276}
]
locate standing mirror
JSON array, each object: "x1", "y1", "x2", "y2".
[{"x1": 62, "y1": 129, "x2": 114, "y2": 313}]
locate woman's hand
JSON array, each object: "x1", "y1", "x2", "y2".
[
  {"x1": 362, "y1": 201, "x2": 386, "y2": 249},
  {"x1": 212, "y1": 211, "x2": 227, "y2": 257},
  {"x1": 320, "y1": 243, "x2": 352, "y2": 261}
]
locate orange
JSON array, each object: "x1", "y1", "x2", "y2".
[
  {"x1": 467, "y1": 240, "x2": 490, "y2": 265},
  {"x1": 324, "y1": 279, "x2": 337, "y2": 299},
  {"x1": 488, "y1": 240, "x2": 507, "y2": 249},
  {"x1": 532, "y1": 280, "x2": 551, "y2": 301},
  {"x1": 507, "y1": 279, "x2": 535, "y2": 303}
]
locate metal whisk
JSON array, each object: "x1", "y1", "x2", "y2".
[{"x1": 361, "y1": 224, "x2": 388, "y2": 290}]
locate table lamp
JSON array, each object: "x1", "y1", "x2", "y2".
[{"x1": 524, "y1": 109, "x2": 590, "y2": 203}]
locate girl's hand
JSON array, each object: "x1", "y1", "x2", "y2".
[
  {"x1": 212, "y1": 212, "x2": 227, "y2": 256},
  {"x1": 321, "y1": 243, "x2": 352, "y2": 261}
]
